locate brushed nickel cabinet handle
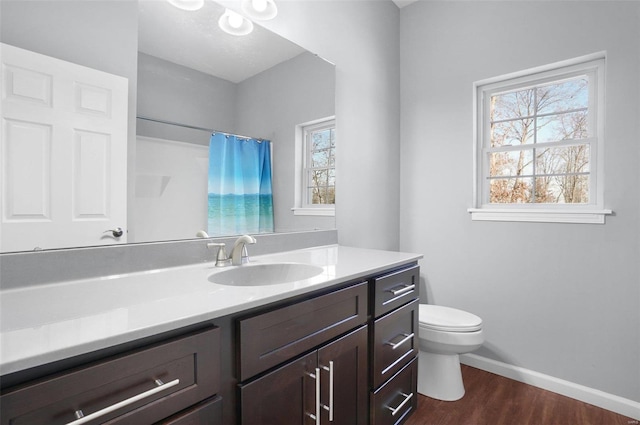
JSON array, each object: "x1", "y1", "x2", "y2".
[
  {"x1": 387, "y1": 284, "x2": 415, "y2": 296},
  {"x1": 386, "y1": 392, "x2": 414, "y2": 416},
  {"x1": 306, "y1": 368, "x2": 321, "y2": 425},
  {"x1": 321, "y1": 361, "x2": 335, "y2": 421},
  {"x1": 65, "y1": 378, "x2": 179, "y2": 425},
  {"x1": 385, "y1": 333, "x2": 415, "y2": 350}
]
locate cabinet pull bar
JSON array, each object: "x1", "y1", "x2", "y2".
[
  {"x1": 65, "y1": 378, "x2": 180, "y2": 425},
  {"x1": 386, "y1": 392, "x2": 414, "y2": 416},
  {"x1": 387, "y1": 284, "x2": 415, "y2": 296},
  {"x1": 314, "y1": 367, "x2": 321, "y2": 425},
  {"x1": 385, "y1": 333, "x2": 415, "y2": 350},
  {"x1": 306, "y1": 368, "x2": 321, "y2": 425},
  {"x1": 322, "y1": 361, "x2": 334, "y2": 421}
]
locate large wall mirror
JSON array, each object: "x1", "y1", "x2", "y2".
[{"x1": 0, "y1": 0, "x2": 336, "y2": 253}]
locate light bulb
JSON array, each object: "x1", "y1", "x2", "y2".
[
  {"x1": 252, "y1": 0, "x2": 268, "y2": 12},
  {"x1": 218, "y1": 9, "x2": 254, "y2": 36},
  {"x1": 228, "y1": 12, "x2": 244, "y2": 28},
  {"x1": 166, "y1": 0, "x2": 203, "y2": 11},
  {"x1": 241, "y1": 0, "x2": 277, "y2": 20}
]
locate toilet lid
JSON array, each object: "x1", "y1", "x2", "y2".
[{"x1": 419, "y1": 304, "x2": 483, "y2": 332}]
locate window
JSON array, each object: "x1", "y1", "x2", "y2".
[
  {"x1": 470, "y1": 54, "x2": 611, "y2": 224},
  {"x1": 293, "y1": 118, "x2": 336, "y2": 216}
]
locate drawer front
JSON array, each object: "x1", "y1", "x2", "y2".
[
  {"x1": 372, "y1": 299, "x2": 418, "y2": 388},
  {"x1": 157, "y1": 396, "x2": 222, "y2": 425},
  {"x1": 373, "y1": 265, "x2": 419, "y2": 317},
  {"x1": 0, "y1": 327, "x2": 220, "y2": 425},
  {"x1": 238, "y1": 282, "x2": 368, "y2": 381},
  {"x1": 370, "y1": 358, "x2": 418, "y2": 425}
]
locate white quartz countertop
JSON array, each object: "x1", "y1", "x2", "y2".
[{"x1": 0, "y1": 245, "x2": 421, "y2": 376}]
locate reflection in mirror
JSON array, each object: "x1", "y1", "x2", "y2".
[
  {"x1": 133, "y1": 0, "x2": 336, "y2": 244},
  {"x1": 0, "y1": 0, "x2": 335, "y2": 253}
]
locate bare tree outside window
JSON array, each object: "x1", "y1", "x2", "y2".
[
  {"x1": 304, "y1": 121, "x2": 336, "y2": 206},
  {"x1": 488, "y1": 77, "x2": 590, "y2": 204}
]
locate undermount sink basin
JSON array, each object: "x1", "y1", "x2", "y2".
[{"x1": 208, "y1": 263, "x2": 324, "y2": 286}]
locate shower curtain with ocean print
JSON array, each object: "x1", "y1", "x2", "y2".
[{"x1": 207, "y1": 133, "x2": 274, "y2": 237}]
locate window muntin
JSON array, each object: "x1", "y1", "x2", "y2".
[{"x1": 303, "y1": 120, "x2": 335, "y2": 207}]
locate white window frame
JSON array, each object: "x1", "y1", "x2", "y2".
[
  {"x1": 292, "y1": 117, "x2": 336, "y2": 217},
  {"x1": 469, "y1": 53, "x2": 612, "y2": 224}
]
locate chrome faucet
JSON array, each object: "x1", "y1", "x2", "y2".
[{"x1": 231, "y1": 235, "x2": 257, "y2": 265}]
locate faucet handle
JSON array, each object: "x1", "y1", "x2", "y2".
[{"x1": 207, "y1": 242, "x2": 231, "y2": 267}]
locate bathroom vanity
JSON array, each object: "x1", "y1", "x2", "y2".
[{"x1": 0, "y1": 245, "x2": 421, "y2": 425}]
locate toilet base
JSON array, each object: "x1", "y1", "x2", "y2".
[{"x1": 417, "y1": 350, "x2": 465, "y2": 401}]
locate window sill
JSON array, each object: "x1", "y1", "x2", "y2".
[
  {"x1": 292, "y1": 207, "x2": 335, "y2": 217},
  {"x1": 467, "y1": 208, "x2": 613, "y2": 224}
]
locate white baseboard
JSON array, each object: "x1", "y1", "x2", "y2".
[{"x1": 460, "y1": 353, "x2": 640, "y2": 421}]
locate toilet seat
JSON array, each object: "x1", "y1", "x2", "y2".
[{"x1": 419, "y1": 305, "x2": 482, "y2": 332}]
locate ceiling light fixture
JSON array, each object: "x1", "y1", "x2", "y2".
[
  {"x1": 166, "y1": 0, "x2": 204, "y2": 11},
  {"x1": 241, "y1": 0, "x2": 278, "y2": 20},
  {"x1": 218, "y1": 9, "x2": 254, "y2": 36}
]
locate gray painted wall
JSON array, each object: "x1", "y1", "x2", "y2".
[
  {"x1": 399, "y1": 1, "x2": 640, "y2": 402},
  {"x1": 137, "y1": 52, "x2": 237, "y2": 135},
  {"x1": 250, "y1": 0, "x2": 402, "y2": 251}
]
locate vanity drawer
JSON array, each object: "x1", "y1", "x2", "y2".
[
  {"x1": 372, "y1": 265, "x2": 419, "y2": 317},
  {"x1": 370, "y1": 358, "x2": 418, "y2": 425},
  {"x1": 238, "y1": 282, "x2": 368, "y2": 380},
  {"x1": 0, "y1": 327, "x2": 220, "y2": 425},
  {"x1": 372, "y1": 299, "x2": 419, "y2": 388}
]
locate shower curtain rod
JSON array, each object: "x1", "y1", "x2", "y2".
[{"x1": 136, "y1": 115, "x2": 267, "y2": 141}]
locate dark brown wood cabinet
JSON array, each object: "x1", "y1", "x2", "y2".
[
  {"x1": 370, "y1": 359, "x2": 418, "y2": 425},
  {"x1": 237, "y1": 282, "x2": 370, "y2": 425},
  {"x1": 372, "y1": 299, "x2": 419, "y2": 389},
  {"x1": 0, "y1": 327, "x2": 222, "y2": 425},
  {"x1": 240, "y1": 326, "x2": 368, "y2": 425},
  {"x1": 369, "y1": 265, "x2": 420, "y2": 425}
]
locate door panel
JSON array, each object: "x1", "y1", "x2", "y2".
[
  {"x1": 1, "y1": 43, "x2": 128, "y2": 252},
  {"x1": 318, "y1": 326, "x2": 368, "y2": 425}
]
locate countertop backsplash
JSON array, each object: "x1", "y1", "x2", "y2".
[{"x1": 0, "y1": 229, "x2": 338, "y2": 290}]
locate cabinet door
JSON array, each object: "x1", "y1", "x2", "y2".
[
  {"x1": 240, "y1": 351, "x2": 318, "y2": 425},
  {"x1": 318, "y1": 326, "x2": 368, "y2": 425}
]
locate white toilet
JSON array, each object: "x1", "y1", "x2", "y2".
[{"x1": 417, "y1": 304, "x2": 484, "y2": 401}]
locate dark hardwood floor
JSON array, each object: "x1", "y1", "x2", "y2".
[{"x1": 404, "y1": 365, "x2": 636, "y2": 425}]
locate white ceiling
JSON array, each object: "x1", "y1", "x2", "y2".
[
  {"x1": 138, "y1": 0, "x2": 306, "y2": 83},
  {"x1": 138, "y1": 0, "x2": 416, "y2": 83}
]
